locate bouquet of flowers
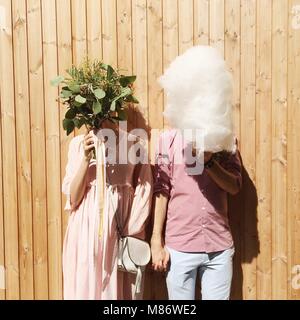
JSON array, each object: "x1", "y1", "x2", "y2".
[{"x1": 51, "y1": 57, "x2": 139, "y2": 135}]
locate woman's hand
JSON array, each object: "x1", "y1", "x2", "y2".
[
  {"x1": 84, "y1": 130, "x2": 96, "y2": 160},
  {"x1": 151, "y1": 238, "x2": 170, "y2": 272}
]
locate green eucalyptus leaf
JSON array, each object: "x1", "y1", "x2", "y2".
[
  {"x1": 51, "y1": 75, "x2": 64, "y2": 86},
  {"x1": 65, "y1": 108, "x2": 77, "y2": 119},
  {"x1": 125, "y1": 95, "x2": 139, "y2": 104},
  {"x1": 73, "y1": 117, "x2": 86, "y2": 129},
  {"x1": 117, "y1": 87, "x2": 132, "y2": 100},
  {"x1": 75, "y1": 95, "x2": 86, "y2": 104},
  {"x1": 73, "y1": 100, "x2": 83, "y2": 108},
  {"x1": 107, "y1": 65, "x2": 115, "y2": 79},
  {"x1": 68, "y1": 84, "x2": 81, "y2": 93},
  {"x1": 119, "y1": 75, "x2": 136, "y2": 87},
  {"x1": 93, "y1": 101, "x2": 102, "y2": 114},
  {"x1": 94, "y1": 88, "x2": 106, "y2": 100},
  {"x1": 110, "y1": 100, "x2": 116, "y2": 112},
  {"x1": 121, "y1": 87, "x2": 132, "y2": 95},
  {"x1": 63, "y1": 118, "x2": 75, "y2": 136},
  {"x1": 78, "y1": 105, "x2": 91, "y2": 114},
  {"x1": 110, "y1": 88, "x2": 132, "y2": 111},
  {"x1": 61, "y1": 89, "x2": 73, "y2": 99},
  {"x1": 100, "y1": 63, "x2": 108, "y2": 70}
]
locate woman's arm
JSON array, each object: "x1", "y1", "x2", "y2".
[
  {"x1": 69, "y1": 130, "x2": 96, "y2": 210},
  {"x1": 69, "y1": 157, "x2": 90, "y2": 210}
]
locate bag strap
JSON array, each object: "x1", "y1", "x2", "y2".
[
  {"x1": 134, "y1": 266, "x2": 143, "y2": 295},
  {"x1": 114, "y1": 205, "x2": 123, "y2": 239}
]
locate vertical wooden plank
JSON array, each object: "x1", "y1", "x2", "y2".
[
  {"x1": 225, "y1": 0, "x2": 241, "y2": 300},
  {"x1": 71, "y1": 0, "x2": 87, "y2": 137},
  {"x1": 41, "y1": 0, "x2": 62, "y2": 300},
  {"x1": 288, "y1": 0, "x2": 300, "y2": 300},
  {"x1": 71, "y1": 0, "x2": 87, "y2": 65},
  {"x1": 56, "y1": 0, "x2": 73, "y2": 274},
  {"x1": 86, "y1": 0, "x2": 102, "y2": 61},
  {"x1": 225, "y1": 0, "x2": 241, "y2": 139},
  {"x1": 116, "y1": 0, "x2": 134, "y2": 130},
  {"x1": 256, "y1": 0, "x2": 272, "y2": 300},
  {"x1": 147, "y1": 0, "x2": 163, "y2": 152},
  {"x1": 162, "y1": 0, "x2": 178, "y2": 129},
  {"x1": 27, "y1": 0, "x2": 49, "y2": 299},
  {"x1": 210, "y1": 0, "x2": 225, "y2": 55},
  {"x1": 271, "y1": 0, "x2": 288, "y2": 300},
  {"x1": 194, "y1": 0, "x2": 209, "y2": 45},
  {"x1": 178, "y1": 0, "x2": 193, "y2": 54},
  {"x1": 132, "y1": 0, "x2": 148, "y2": 126},
  {"x1": 240, "y1": 0, "x2": 257, "y2": 300},
  {"x1": 0, "y1": 70, "x2": 5, "y2": 301},
  {"x1": 12, "y1": 0, "x2": 34, "y2": 299},
  {"x1": 101, "y1": 0, "x2": 117, "y2": 66},
  {"x1": 162, "y1": 0, "x2": 178, "y2": 68},
  {"x1": 0, "y1": 0, "x2": 19, "y2": 300},
  {"x1": 117, "y1": 0, "x2": 132, "y2": 73}
]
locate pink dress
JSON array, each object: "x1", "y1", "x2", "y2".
[{"x1": 61, "y1": 133, "x2": 153, "y2": 300}]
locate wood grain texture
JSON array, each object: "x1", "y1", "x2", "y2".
[
  {"x1": 0, "y1": 0, "x2": 299, "y2": 300},
  {"x1": 288, "y1": 0, "x2": 300, "y2": 300}
]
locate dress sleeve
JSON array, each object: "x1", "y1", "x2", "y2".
[
  {"x1": 61, "y1": 137, "x2": 83, "y2": 213},
  {"x1": 153, "y1": 132, "x2": 172, "y2": 198},
  {"x1": 125, "y1": 142, "x2": 153, "y2": 240}
]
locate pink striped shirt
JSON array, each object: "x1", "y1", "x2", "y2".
[{"x1": 153, "y1": 129, "x2": 242, "y2": 253}]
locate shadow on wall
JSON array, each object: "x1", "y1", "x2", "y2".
[{"x1": 228, "y1": 163, "x2": 259, "y2": 300}]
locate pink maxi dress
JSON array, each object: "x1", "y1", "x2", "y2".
[{"x1": 61, "y1": 132, "x2": 153, "y2": 300}]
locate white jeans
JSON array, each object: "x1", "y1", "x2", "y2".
[{"x1": 166, "y1": 245, "x2": 235, "y2": 300}]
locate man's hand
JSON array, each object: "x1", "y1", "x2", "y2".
[
  {"x1": 204, "y1": 152, "x2": 213, "y2": 163},
  {"x1": 150, "y1": 238, "x2": 170, "y2": 272},
  {"x1": 191, "y1": 141, "x2": 213, "y2": 164}
]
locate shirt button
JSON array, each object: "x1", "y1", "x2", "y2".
[
  {"x1": 202, "y1": 224, "x2": 206, "y2": 228},
  {"x1": 202, "y1": 207, "x2": 206, "y2": 210}
]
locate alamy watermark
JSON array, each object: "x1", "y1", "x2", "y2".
[{"x1": 93, "y1": 120, "x2": 206, "y2": 175}]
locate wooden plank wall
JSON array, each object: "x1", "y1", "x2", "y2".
[{"x1": 0, "y1": 0, "x2": 300, "y2": 300}]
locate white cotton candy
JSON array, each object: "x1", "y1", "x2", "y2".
[{"x1": 158, "y1": 45, "x2": 236, "y2": 153}]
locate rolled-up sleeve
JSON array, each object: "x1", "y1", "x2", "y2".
[
  {"x1": 219, "y1": 148, "x2": 243, "y2": 192},
  {"x1": 153, "y1": 132, "x2": 172, "y2": 198}
]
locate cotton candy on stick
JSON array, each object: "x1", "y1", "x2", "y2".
[{"x1": 159, "y1": 45, "x2": 236, "y2": 154}]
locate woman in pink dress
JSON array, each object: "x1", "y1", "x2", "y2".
[{"x1": 61, "y1": 121, "x2": 153, "y2": 299}]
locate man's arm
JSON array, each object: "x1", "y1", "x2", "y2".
[
  {"x1": 150, "y1": 194, "x2": 170, "y2": 272},
  {"x1": 204, "y1": 151, "x2": 242, "y2": 195},
  {"x1": 151, "y1": 131, "x2": 173, "y2": 272}
]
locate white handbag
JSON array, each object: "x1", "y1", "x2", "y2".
[{"x1": 115, "y1": 213, "x2": 151, "y2": 296}]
